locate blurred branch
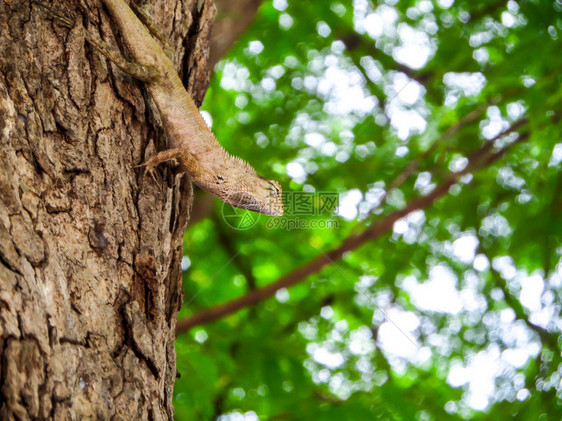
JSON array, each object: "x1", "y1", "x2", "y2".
[
  {"x1": 544, "y1": 171, "x2": 562, "y2": 277},
  {"x1": 178, "y1": 177, "x2": 457, "y2": 332},
  {"x1": 378, "y1": 99, "x2": 499, "y2": 207},
  {"x1": 478, "y1": 243, "x2": 560, "y2": 350},
  {"x1": 340, "y1": 32, "x2": 431, "y2": 85},
  {"x1": 465, "y1": 118, "x2": 528, "y2": 163},
  {"x1": 209, "y1": 0, "x2": 264, "y2": 69},
  {"x1": 177, "y1": 119, "x2": 531, "y2": 333},
  {"x1": 344, "y1": 46, "x2": 387, "y2": 114},
  {"x1": 212, "y1": 214, "x2": 258, "y2": 289},
  {"x1": 467, "y1": 0, "x2": 508, "y2": 22},
  {"x1": 187, "y1": 192, "x2": 214, "y2": 226}
]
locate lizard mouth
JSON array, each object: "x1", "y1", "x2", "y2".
[
  {"x1": 223, "y1": 192, "x2": 284, "y2": 216},
  {"x1": 261, "y1": 203, "x2": 284, "y2": 217},
  {"x1": 244, "y1": 201, "x2": 284, "y2": 216}
]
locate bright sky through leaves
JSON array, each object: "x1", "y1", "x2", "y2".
[{"x1": 176, "y1": 0, "x2": 562, "y2": 419}]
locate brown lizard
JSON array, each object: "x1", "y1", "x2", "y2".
[{"x1": 35, "y1": 0, "x2": 284, "y2": 216}]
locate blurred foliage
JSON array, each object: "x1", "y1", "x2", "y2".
[{"x1": 174, "y1": 0, "x2": 562, "y2": 419}]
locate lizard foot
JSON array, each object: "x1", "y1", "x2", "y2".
[
  {"x1": 134, "y1": 148, "x2": 184, "y2": 186},
  {"x1": 135, "y1": 161, "x2": 160, "y2": 185}
]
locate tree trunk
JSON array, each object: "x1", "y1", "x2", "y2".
[{"x1": 0, "y1": 0, "x2": 215, "y2": 418}]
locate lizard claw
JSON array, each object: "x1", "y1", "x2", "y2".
[
  {"x1": 135, "y1": 161, "x2": 160, "y2": 185},
  {"x1": 145, "y1": 165, "x2": 160, "y2": 185}
]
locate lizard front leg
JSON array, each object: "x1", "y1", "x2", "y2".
[
  {"x1": 85, "y1": 31, "x2": 159, "y2": 82},
  {"x1": 138, "y1": 147, "x2": 185, "y2": 182},
  {"x1": 139, "y1": 147, "x2": 209, "y2": 181},
  {"x1": 129, "y1": 2, "x2": 174, "y2": 60},
  {"x1": 139, "y1": 148, "x2": 226, "y2": 192}
]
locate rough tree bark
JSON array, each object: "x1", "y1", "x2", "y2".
[{"x1": 0, "y1": 0, "x2": 215, "y2": 418}]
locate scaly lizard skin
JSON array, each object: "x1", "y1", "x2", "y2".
[{"x1": 37, "y1": 0, "x2": 284, "y2": 216}]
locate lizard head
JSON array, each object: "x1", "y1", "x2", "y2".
[{"x1": 221, "y1": 174, "x2": 284, "y2": 217}]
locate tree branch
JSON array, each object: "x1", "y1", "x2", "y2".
[
  {"x1": 212, "y1": 214, "x2": 258, "y2": 290},
  {"x1": 380, "y1": 99, "x2": 498, "y2": 207},
  {"x1": 339, "y1": 32, "x2": 431, "y2": 85},
  {"x1": 177, "y1": 123, "x2": 530, "y2": 334},
  {"x1": 487, "y1": 248, "x2": 559, "y2": 350},
  {"x1": 209, "y1": 0, "x2": 264, "y2": 69}
]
